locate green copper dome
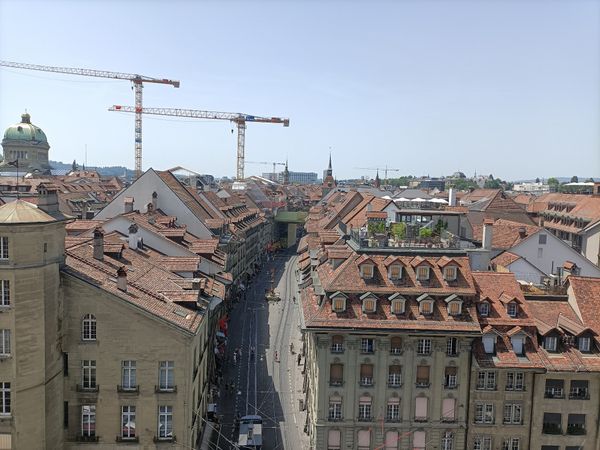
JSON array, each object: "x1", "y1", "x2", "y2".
[{"x1": 3, "y1": 113, "x2": 48, "y2": 145}]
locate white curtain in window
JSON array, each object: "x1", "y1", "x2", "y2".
[
  {"x1": 442, "y1": 398, "x2": 455, "y2": 420},
  {"x1": 358, "y1": 430, "x2": 371, "y2": 447}
]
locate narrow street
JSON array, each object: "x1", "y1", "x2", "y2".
[{"x1": 211, "y1": 249, "x2": 308, "y2": 450}]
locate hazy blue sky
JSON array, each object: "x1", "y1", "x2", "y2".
[{"x1": 1, "y1": 0, "x2": 598, "y2": 180}]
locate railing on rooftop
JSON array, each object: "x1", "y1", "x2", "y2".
[{"x1": 349, "y1": 228, "x2": 461, "y2": 250}]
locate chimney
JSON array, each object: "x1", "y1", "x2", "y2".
[
  {"x1": 128, "y1": 223, "x2": 139, "y2": 249},
  {"x1": 116, "y1": 266, "x2": 127, "y2": 292},
  {"x1": 37, "y1": 184, "x2": 59, "y2": 214},
  {"x1": 448, "y1": 188, "x2": 456, "y2": 207},
  {"x1": 518, "y1": 226, "x2": 527, "y2": 238},
  {"x1": 124, "y1": 197, "x2": 134, "y2": 213},
  {"x1": 151, "y1": 191, "x2": 158, "y2": 210},
  {"x1": 482, "y1": 219, "x2": 494, "y2": 250},
  {"x1": 93, "y1": 228, "x2": 104, "y2": 261}
]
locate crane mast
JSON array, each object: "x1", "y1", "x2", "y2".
[
  {"x1": 0, "y1": 60, "x2": 180, "y2": 179},
  {"x1": 109, "y1": 105, "x2": 290, "y2": 180}
]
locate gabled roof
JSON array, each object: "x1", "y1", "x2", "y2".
[
  {"x1": 359, "y1": 291, "x2": 378, "y2": 300},
  {"x1": 437, "y1": 256, "x2": 458, "y2": 268}
]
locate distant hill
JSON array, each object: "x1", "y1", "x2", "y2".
[{"x1": 50, "y1": 160, "x2": 134, "y2": 179}]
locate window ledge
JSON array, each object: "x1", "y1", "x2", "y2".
[
  {"x1": 76, "y1": 435, "x2": 99, "y2": 442},
  {"x1": 153, "y1": 436, "x2": 176, "y2": 443},
  {"x1": 117, "y1": 385, "x2": 139, "y2": 394},
  {"x1": 155, "y1": 385, "x2": 177, "y2": 393},
  {"x1": 116, "y1": 436, "x2": 139, "y2": 443},
  {"x1": 76, "y1": 384, "x2": 99, "y2": 393}
]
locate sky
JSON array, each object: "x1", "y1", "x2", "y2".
[{"x1": 1, "y1": 0, "x2": 599, "y2": 180}]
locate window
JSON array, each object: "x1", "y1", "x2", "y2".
[
  {"x1": 81, "y1": 405, "x2": 96, "y2": 438},
  {"x1": 0, "y1": 280, "x2": 9, "y2": 306},
  {"x1": 390, "y1": 336, "x2": 402, "y2": 354},
  {"x1": 0, "y1": 330, "x2": 10, "y2": 357},
  {"x1": 506, "y1": 372, "x2": 524, "y2": 391},
  {"x1": 358, "y1": 396, "x2": 372, "y2": 420},
  {"x1": 473, "y1": 436, "x2": 492, "y2": 450},
  {"x1": 81, "y1": 360, "x2": 97, "y2": 389},
  {"x1": 477, "y1": 371, "x2": 496, "y2": 390},
  {"x1": 474, "y1": 403, "x2": 494, "y2": 424},
  {"x1": 0, "y1": 383, "x2": 9, "y2": 415},
  {"x1": 121, "y1": 406, "x2": 136, "y2": 439},
  {"x1": 503, "y1": 403, "x2": 522, "y2": 424},
  {"x1": 385, "y1": 431, "x2": 399, "y2": 450},
  {"x1": 444, "y1": 367, "x2": 457, "y2": 388},
  {"x1": 391, "y1": 298, "x2": 405, "y2": 314},
  {"x1": 479, "y1": 302, "x2": 489, "y2": 316},
  {"x1": 416, "y1": 365, "x2": 430, "y2": 387},
  {"x1": 544, "y1": 379, "x2": 564, "y2": 398},
  {"x1": 360, "y1": 364, "x2": 374, "y2": 386},
  {"x1": 542, "y1": 412, "x2": 562, "y2": 434},
  {"x1": 510, "y1": 335, "x2": 524, "y2": 355},
  {"x1": 441, "y1": 431, "x2": 454, "y2": 450},
  {"x1": 332, "y1": 297, "x2": 346, "y2": 312},
  {"x1": 361, "y1": 338, "x2": 375, "y2": 354},
  {"x1": 415, "y1": 397, "x2": 428, "y2": 421},
  {"x1": 361, "y1": 264, "x2": 374, "y2": 279},
  {"x1": 448, "y1": 301, "x2": 461, "y2": 315},
  {"x1": 420, "y1": 300, "x2": 433, "y2": 315},
  {"x1": 502, "y1": 438, "x2": 520, "y2": 450},
  {"x1": 362, "y1": 298, "x2": 376, "y2": 313},
  {"x1": 158, "y1": 405, "x2": 173, "y2": 439},
  {"x1": 159, "y1": 361, "x2": 174, "y2": 390},
  {"x1": 543, "y1": 336, "x2": 557, "y2": 352},
  {"x1": 578, "y1": 336, "x2": 591, "y2": 352},
  {"x1": 442, "y1": 398, "x2": 456, "y2": 421},
  {"x1": 0, "y1": 237, "x2": 8, "y2": 260},
  {"x1": 328, "y1": 429, "x2": 341, "y2": 450},
  {"x1": 541, "y1": 447, "x2": 559, "y2": 450},
  {"x1": 121, "y1": 360, "x2": 137, "y2": 390},
  {"x1": 330, "y1": 363, "x2": 343, "y2": 386},
  {"x1": 446, "y1": 338, "x2": 458, "y2": 356},
  {"x1": 482, "y1": 334, "x2": 496, "y2": 354},
  {"x1": 389, "y1": 264, "x2": 402, "y2": 280},
  {"x1": 507, "y1": 302, "x2": 518, "y2": 318},
  {"x1": 537, "y1": 248, "x2": 543, "y2": 258},
  {"x1": 331, "y1": 335, "x2": 344, "y2": 353},
  {"x1": 416, "y1": 266, "x2": 430, "y2": 281},
  {"x1": 328, "y1": 395, "x2": 342, "y2": 421},
  {"x1": 413, "y1": 431, "x2": 426, "y2": 450},
  {"x1": 388, "y1": 365, "x2": 402, "y2": 387},
  {"x1": 81, "y1": 314, "x2": 97, "y2": 341},
  {"x1": 567, "y1": 413, "x2": 586, "y2": 435},
  {"x1": 64, "y1": 401, "x2": 69, "y2": 428},
  {"x1": 539, "y1": 234, "x2": 547, "y2": 244},
  {"x1": 569, "y1": 380, "x2": 589, "y2": 399},
  {"x1": 417, "y1": 339, "x2": 431, "y2": 355},
  {"x1": 444, "y1": 266, "x2": 457, "y2": 281},
  {"x1": 358, "y1": 429, "x2": 371, "y2": 450},
  {"x1": 386, "y1": 398, "x2": 400, "y2": 421}
]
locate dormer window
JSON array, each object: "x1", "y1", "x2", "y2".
[
  {"x1": 507, "y1": 302, "x2": 518, "y2": 318},
  {"x1": 543, "y1": 336, "x2": 557, "y2": 352},
  {"x1": 417, "y1": 294, "x2": 434, "y2": 315},
  {"x1": 390, "y1": 298, "x2": 405, "y2": 315},
  {"x1": 578, "y1": 336, "x2": 590, "y2": 353},
  {"x1": 360, "y1": 292, "x2": 378, "y2": 313},
  {"x1": 445, "y1": 294, "x2": 462, "y2": 316},
  {"x1": 330, "y1": 292, "x2": 348, "y2": 313},
  {"x1": 479, "y1": 302, "x2": 490, "y2": 317},
  {"x1": 482, "y1": 333, "x2": 496, "y2": 354},
  {"x1": 416, "y1": 266, "x2": 430, "y2": 281},
  {"x1": 510, "y1": 335, "x2": 525, "y2": 356},
  {"x1": 389, "y1": 264, "x2": 402, "y2": 280},
  {"x1": 443, "y1": 266, "x2": 458, "y2": 281},
  {"x1": 361, "y1": 264, "x2": 374, "y2": 279}
]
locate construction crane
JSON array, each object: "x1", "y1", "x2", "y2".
[
  {"x1": 109, "y1": 105, "x2": 289, "y2": 180},
  {"x1": 0, "y1": 60, "x2": 180, "y2": 179},
  {"x1": 355, "y1": 166, "x2": 401, "y2": 185},
  {"x1": 246, "y1": 160, "x2": 286, "y2": 178}
]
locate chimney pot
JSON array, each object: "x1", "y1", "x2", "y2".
[
  {"x1": 518, "y1": 226, "x2": 527, "y2": 237},
  {"x1": 117, "y1": 266, "x2": 127, "y2": 292},
  {"x1": 93, "y1": 227, "x2": 104, "y2": 261}
]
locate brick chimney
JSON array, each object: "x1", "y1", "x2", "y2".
[
  {"x1": 128, "y1": 223, "x2": 139, "y2": 250},
  {"x1": 482, "y1": 219, "x2": 494, "y2": 250},
  {"x1": 93, "y1": 228, "x2": 104, "y2": 261},
  {"x1": 151, "y1": 191, "x2": 158, "y2": 211},
  {"x1": 36, "y1": 183, "x2": 59, "y2": 214},
  {"x1": 518, "y1": 226, "x2": 527, "y2": 238},
  {"x1": 117, "y1": 266, "x2": 127, "y2": 292},
  {"x1": 124, "y1": 197, "x2": 134, "y2": 214}
]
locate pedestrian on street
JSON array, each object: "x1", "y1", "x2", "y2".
[
  {"x1": 297, "y1": 353, "x2": 302, "y2": 366},
  {"x1": 275, "y1": 350, "x2": 279, "y2": 362}
]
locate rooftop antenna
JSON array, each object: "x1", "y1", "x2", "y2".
[{"x1": 85, "y1": 144, "x2": 88, "y2": 169}]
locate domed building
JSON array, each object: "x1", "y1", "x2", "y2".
[{"x1": 1, "y1": 112, "x2": 52, "y2": 174}]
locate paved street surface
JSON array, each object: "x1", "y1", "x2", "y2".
[{"x1": 210, "y1": 250, "x2": 309, "y2": 450}]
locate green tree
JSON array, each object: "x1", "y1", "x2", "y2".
[
  {"x1": 391, "y1": 222, "x2": 406, "y2": 239},
  {"x1": 571, "y1": 175, "x2": 579, "y2": 183},
  {"x1": 367, "y1": 221, "x2": 385, "y2": 235},
  {"x1": 484, "y1": 178, "x2": 502, "y2": 189},
  {"x1": 419, "y1": 227, "x2": 433, "y2": 238},
  {"x1": 450, "y1": 178, "x2": 478, "y2": 190}
]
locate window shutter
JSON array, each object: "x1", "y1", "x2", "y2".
[
  {"x1": 415, "y1": 397, "x2": 428, "y2": 418},
  {"x1": 391, "y1": 336, "x2": 402, "y2": 348},
  {"x1": 417, "y1": 365, "x2": 430, "y2": 382},
  {"x1": 385, "y1": 431, "x2": 398, "y2": 449},
  {"x1": 360, "y1": 364, "x2": 373, "y2": 378},
  {"x1": 358, "y1": 430, "x2": 371, "y2": 447},
  {"x1": 442, "y1": 398, "x2": 455, "y2": 420},
  {"x1": 445, "y1": 367, "x2": 457, "y2": 376},
  {"x1": 389, "y1": 365, "x2": 401, "y2": 375},
  {"x1": 330, "y1": 364, "x2": 343, "y2": 380},
  {"x1": 413, "y1": 431, "x2": 426, "y2": 448},
  {"x1": 328, "y1": 430, "x2": 341, "y2": 447}
]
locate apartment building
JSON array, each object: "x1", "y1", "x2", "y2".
[{"x1": 0, "y1": 193, "x2": 224, "y2": 449}]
